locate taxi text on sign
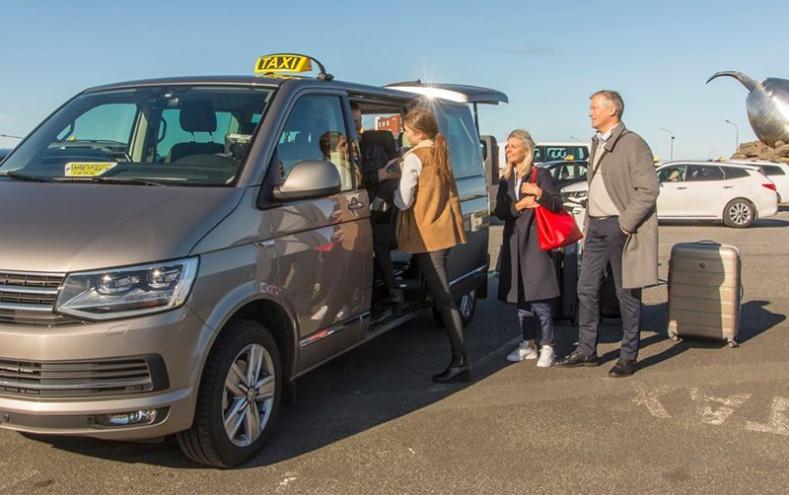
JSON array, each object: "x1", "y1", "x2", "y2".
[{"x1": 254, "y1": 55, "x2": 312, "y2": 74}]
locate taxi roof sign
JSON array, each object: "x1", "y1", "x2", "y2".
[{"x1": 254, "y1": 53, "x2": 333, "y2": 80}]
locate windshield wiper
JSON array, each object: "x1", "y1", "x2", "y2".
[
  {"x1": 0, "y1": 171, "x2": 52, "y2": 182},
  {"x1": 51, "y1": 176, "x2": 165, "y2": 186}
]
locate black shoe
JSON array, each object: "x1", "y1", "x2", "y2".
[
  {"x1": 556, "y1": 351, "x2": 599, "y2": 368},
  {"x1": 432, "y1": 352, "x2": 471, "y2": 384},
  {"x1": 609, "y1": 359, "x2": 638, "y2": 378}
]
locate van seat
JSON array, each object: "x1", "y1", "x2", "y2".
[{"x1": 168, "y1": 100, "x2": 224, "y2": 162}]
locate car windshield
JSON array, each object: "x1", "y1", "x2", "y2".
[
  {"x1": 535, "y1": 145, "x2": 589, "y2": 162},
  {"x1": 0, "y1": 85, "x2": 274, "y2": 186}
]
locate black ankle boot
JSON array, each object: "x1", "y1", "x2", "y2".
[{"x1": 432, "y1": 352, "x2": 471, "y2": 384}]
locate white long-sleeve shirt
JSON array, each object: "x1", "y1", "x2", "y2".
[{"x1": 393, "y1": 152, "x2": 423, "y2": 210}]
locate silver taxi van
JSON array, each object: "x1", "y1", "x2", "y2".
[{"x1": 0, "y1": 54, "x2": 507, "y2": 466}]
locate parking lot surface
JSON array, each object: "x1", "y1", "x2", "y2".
[{"x1": 2, "y1": 212, "x2": 788, "y2": 494}]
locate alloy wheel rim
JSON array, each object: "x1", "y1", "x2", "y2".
[
  {"x1": 729, "y1": 203, "x2": 751, "y2": 226},
  {"x1": 222, "y1": 343, "x2": 276, "y2": 447}
]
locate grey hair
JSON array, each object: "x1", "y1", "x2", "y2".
[{"x1": 591, "y1": 90, "x2": 625, "y2": 119}]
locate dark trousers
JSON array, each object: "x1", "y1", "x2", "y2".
[
  {"x1": 577, "y1": 217, "x2": 642, "y2": 361},
  {"x1": 518, "y1": 300, "x2": 554, "y2": 346},
  {"x1": 415, "y1": 249, "x2": 467, "y2": 356}
]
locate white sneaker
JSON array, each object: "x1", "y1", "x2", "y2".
[
  {"x1": 537, "y1": 345, "x2": 555, "y2": 368},
  {"x1": 506, "y1": 342, "x2": 538, "y2": 362}
]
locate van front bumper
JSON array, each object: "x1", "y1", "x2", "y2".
[{"x1": 0, "y1": 307, "x2": 208, "y2": 440}]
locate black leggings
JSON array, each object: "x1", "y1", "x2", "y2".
[{"x1": 415, "y1": 249, "x2": 466, "y2": 356}]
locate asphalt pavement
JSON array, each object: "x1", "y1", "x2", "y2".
[{"x1": 2, "y1": 212, "x2": 789, "y2": 494}]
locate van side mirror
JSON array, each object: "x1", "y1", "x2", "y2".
[{"x1": 272, "y1": 160, "x2": 341, "y2": 201}]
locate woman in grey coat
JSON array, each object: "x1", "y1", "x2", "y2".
[{"x1": 495, "y1": 130, "x2": 564, "y2": 368}]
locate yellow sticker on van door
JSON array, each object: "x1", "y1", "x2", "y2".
[{"x1": 64, "y1": 162, "x2": 117, "y2": 177}]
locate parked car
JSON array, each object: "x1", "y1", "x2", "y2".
[
  {"x1": 729, "y1": 159, "x2": 789, "y2": 205},
  {"x1": 561, "y1": 161, "x2": 778, "y2": 228},
  {"x1": 534, "y1": 142, "x2": 590, "y2": 163},
  {"x1": 0, "y1": 54, "x2": 503, "y2": 467},
  {"x1": 538, "y1": 159, "x2": 589, "y2": 190},
  {"x1": 496, "y1": 141, "x2": 590, "y2": 173}
]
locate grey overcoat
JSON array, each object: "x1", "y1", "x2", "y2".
[{"x1": 588, "y1": 124, "x2": 660, "y2": 289}]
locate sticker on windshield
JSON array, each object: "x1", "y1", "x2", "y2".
[{"x1": 64, "y1": 162, "x2": 117, "y2": 177}]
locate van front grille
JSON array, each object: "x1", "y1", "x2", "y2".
[
  {"x1": 0, "y1": 270, "x2": 76, "y2": 325},
  {"x1": 0, "y1": 357, "x2": 167, "y2": 398}
]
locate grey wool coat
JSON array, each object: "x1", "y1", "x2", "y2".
[
  {"x1": 495, "y1": 167, "x2": 563, "y2": 303},
  {"x1": 589, "y1": 124, "x2": 660, "y2": 289}
]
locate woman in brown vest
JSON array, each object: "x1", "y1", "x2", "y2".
[{"x1": 392, "y1": 107, "x2": 469, "y2": 383}]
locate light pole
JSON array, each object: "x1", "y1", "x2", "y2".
[
  {"x1": 724, "y1": 120, "x2": 739, "y2": 152},
  {"x1": 660, "y1": 128, "x2": 675, "y2": 160}
]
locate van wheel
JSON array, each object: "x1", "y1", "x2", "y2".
[
  {"x1": 176, "y1": 319, "x2": 281, "y2": 468},
  {"x1": 432, "y1": 289, "x2": 478, "y2": 327},
  {"x1": 723, "y1": 198, "x2": 754, "y2": 228}
]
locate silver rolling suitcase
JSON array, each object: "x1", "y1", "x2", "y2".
[{"x1": 667, "y1": 241, "x2": 742, "y2": 347}]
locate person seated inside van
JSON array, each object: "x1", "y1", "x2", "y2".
[
  {"x1": 319, "y1": 131, "x2": 353, "y2": 186},
  {"x1": 354, "y1": 104, "x2": 403, "y2": 307}
]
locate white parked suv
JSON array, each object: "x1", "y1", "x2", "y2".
[
  {"x1": 561, "y1": 161, "x2": 779, "y2": 228},
  {"x1": 729, "y1": 160, "x2": 789, "y2": 205}
]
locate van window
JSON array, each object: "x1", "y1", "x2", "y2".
[
  {"x1": 686, "y1": 165, "x2": 724, "y2": 182},
  {"x1": 275, "y1": 95, "x2": 354, "y2": 191},
  {"x1": 0, "y1": 86, "x2": 273, "y2": 186},
  {"x1": 57, "y1": 103, "x2": 138, "y2": 148},
  {"x1": 436, "y1": 104, "x2": 483, "y2": 179},
  {"x1": 156, "y1": 109, "x2": 234, "y2": 161}
]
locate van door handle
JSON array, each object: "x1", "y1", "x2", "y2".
[
  {"x1": 347, "y1": 198, "x2": 364, "y2": 211},
  {"x1": 723, "y1": 186, "x2": 733, "y2": 189},
  {"x1": 677, "y1": 187, "x2": 687, "y2": 190}
]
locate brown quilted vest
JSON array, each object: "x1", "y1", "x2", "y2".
[{"x1": 397, "y1": 146, "x2": 467, "y2": 253}]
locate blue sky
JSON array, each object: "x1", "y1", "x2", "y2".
[{"x1": 0, "y1": 0, "x2": 785, "y2": 159}]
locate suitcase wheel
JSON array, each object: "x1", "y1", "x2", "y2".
[
  {"x1": 669, "y1": 334, "x2": 681, "y2": 342},
  {"x1": 727, "y1": 340, "x2": 739, "y2": 348}
]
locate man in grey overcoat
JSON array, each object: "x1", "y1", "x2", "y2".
[{"x1": 557, "y1": 90, "x2": 659, "y2": 377}]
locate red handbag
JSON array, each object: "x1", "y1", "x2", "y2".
[{"x1": 528, "y1": 169, "x2": 583, "y2": 250}]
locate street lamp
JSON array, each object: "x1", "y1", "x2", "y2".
[
  {"x1": 724, "y1": 120, "x2": 739, "y2": 152},
  {"x1": 660, "y1": 128, "x2": 675, "y2": 160},
  {"x1": 0, "y1": 133, "x2": 22, "y2": 140}
]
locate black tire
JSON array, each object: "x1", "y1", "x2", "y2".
[
  {"x1": 432, "y1": 289, "x2": 478, "y2": 327},
  {"x1": 723, "y1": 198, "x2": 755, "y2": 228},
  {"x1": 176, "y1": 319, "x2": 281, "y2": 468}
]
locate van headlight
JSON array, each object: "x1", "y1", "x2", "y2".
[{"x1": 56, "y1": 257, "x2": 199, "y2": 320}]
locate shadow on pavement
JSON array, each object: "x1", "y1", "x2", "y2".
[
  {"x1": 20, "y1": 291, "x2": 517, "y2": 469},
  {"x1": 637, "y1": 299, "x2": 784, "y2": 370}
]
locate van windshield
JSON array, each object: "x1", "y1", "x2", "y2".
[{"x1": 0, "y1": 85, "x2": 274, "y2": 186}]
